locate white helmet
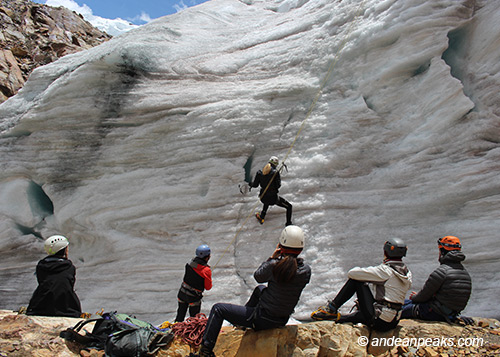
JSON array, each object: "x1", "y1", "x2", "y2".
[
  {"x1": 279, "y1": 225, "x2": 304, "y2": 249},
  {"x1": 44, "y1": 235, "x2": 69, "y2": 255},
  {"x1": 269, "y1": 156, "x2": 279, "y2": 166}
]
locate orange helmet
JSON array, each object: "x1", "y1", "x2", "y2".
[{"x1": 437, "y1": 236, "x2": 461, "y2": 251}]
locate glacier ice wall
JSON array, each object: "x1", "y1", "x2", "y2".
[{"x1": 0, "y1": 0, "x2": 499, "y2": 322}]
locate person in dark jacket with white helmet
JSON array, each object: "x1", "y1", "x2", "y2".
[
  {"x1": 401, "y1": 236, "x2": 472, "y2": 322},
  {"x1": 27, "y1": 235, "x2": 82, "y2": 317},
  {"x1": 175, "y1": 244, "x2": 212, "y2": 322},
  {"x1": 249, "y1": 156, "x2": 293, "y2": 226},
  {"x1": 311, "y1": 238, "x2": 412, "y2": 332},
  {"x1": 197, "y1": 226, "x2": 311, "y2": 357}
]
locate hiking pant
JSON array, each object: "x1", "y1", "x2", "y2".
[
  {"x1": 202, "y1": 286, "x2": 286, "y2": 351},
  {"x1": 401, "y1": 299, "x2": 448, "y2": 322},
  {"x1": 175, "y1": 300, "x2": 201, "y2": 322},
  {"x1": 260, "y1": 195, "x2": 293, "y2": 225},
  {"x1": 331, "y1": 279, "x2": 399, "y2": 332}
]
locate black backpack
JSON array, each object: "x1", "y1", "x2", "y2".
[{"x1": 60, "y1": 311, "x2": 174, "y2": 356}]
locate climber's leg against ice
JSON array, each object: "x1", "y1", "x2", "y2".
[
  {"x1": 256, "y1": 203, "x2": 269, "y2": 224},
  {"x1": 276, "y1": 196, "x2": 293, "y2": 226}
]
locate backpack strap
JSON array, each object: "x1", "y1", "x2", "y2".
[
  {"x1": 148, "y1": 331, "x2": 175, "y2": 354},
  {"x1": 59, "y1": 317, "x2": 110, "y2": 346}
]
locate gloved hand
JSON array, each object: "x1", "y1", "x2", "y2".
[{"x1": 456, "y1": 316, "x2": 475, "y2": 326}]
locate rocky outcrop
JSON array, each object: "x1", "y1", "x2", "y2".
[
  {"x1": 1, "y1": 310, "x2": 500, "y2": 356},
  {"x1": 208, "y1": 320, "x2": 500, "y2": 357},
  {"x1": 0, "y1": 0, "x2": 110, "y2": 103}
]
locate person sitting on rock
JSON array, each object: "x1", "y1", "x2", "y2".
[
  {"x1": 197, "y1": 226, "x2": 311, "y2": 357},
  {"x1": 175, "y1": 244, "x2": 212, "y2": 322},
  {"x1": 311, "y1": 238, "x2": 412, "y2": 332},
  {"x1": 27, "y1": 235, "x2": 82, "y2": 317},
  {"x1": 401, "y1": 236, "x2": 471, "y2": 323},
  {"x1": 249, "y1": 156, "x2": 293, "y2": 226}
]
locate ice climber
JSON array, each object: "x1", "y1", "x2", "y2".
[
  {"x1": 311, "y1": 238, "x2": 412, "y2": 332},
  {"x1": 175, "y1": 244, "x2": 212, "y2": 322},
  {"x1": 249, "y1": 156, "x2": 293, "y2": 226},
  {"x1": 197, "y1": 225, "x2": 311, "y2": 357},
  {"x1": 27, "y1": 235, "x2": 82, "y2": 317},
  {"x1": 401, "y1": 235, "x2": 472, "y2": 323}
]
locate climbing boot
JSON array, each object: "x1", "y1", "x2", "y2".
[
  {"x1": 311, "y1": 303, "x2": 340, "y2": 321},
  {"x1": 255, "y1": 212, "x2": 264, "y2": 224},
  {"x1": 197, "y1": 345, "x2": 216, "y2": 357}
]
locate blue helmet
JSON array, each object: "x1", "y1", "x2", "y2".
[{"x1": 196, "y1": 244, "x2": 211, "y2": 259}]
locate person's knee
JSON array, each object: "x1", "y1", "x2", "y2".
[
  {"x1": 401, "y1": 303, "x2": 418, "y2": 319},
  {"x1": 347, "y1": 278, "x2": 364, "y2": 287},
  {"x1": 212, "y1": 303, "x2": 227, "y2": 317}
]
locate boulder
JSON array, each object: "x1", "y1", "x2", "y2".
[{"x1": 2, "y1": 310, "x2": 500, "y2": 356}]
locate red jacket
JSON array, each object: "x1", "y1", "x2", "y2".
[{"x1": 184, "y1": 257, "x2": 212, "y2": 292}]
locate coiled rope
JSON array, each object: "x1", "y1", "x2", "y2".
[{"x1": 171, "y1": 313, "x2": 208, "y2": 347}]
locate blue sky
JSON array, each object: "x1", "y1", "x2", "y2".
[{"x1": 33, "y1": 0, "x2": 210, "y2": 25}]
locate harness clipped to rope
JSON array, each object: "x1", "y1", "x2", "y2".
[{"x1": 171, "y1": 313, "x2": 208, "y2": 347}]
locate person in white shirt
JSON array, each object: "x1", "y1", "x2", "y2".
[{"x1": 311, "y1": 238, "x2": 412, "y2": 331}]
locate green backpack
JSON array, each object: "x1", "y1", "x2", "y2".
[{"x1": 60, "y1": 311, "x2": 173, "y2": 356}]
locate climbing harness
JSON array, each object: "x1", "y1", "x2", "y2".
[{"x1": 171, "y1": 313, "x2": 208, "y2": 347}]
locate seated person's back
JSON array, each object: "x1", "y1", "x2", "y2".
[{"x1": 27, "y1": 235, "x2": 82, "y2": 317}]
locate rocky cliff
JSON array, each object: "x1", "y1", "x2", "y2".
[
  {"x1": 0, "y1": 0, "x2": 110, "y2": 103},
  {"x1": 1, "y1": 310, "x2": 499, "y2": 356}
]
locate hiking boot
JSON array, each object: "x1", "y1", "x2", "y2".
[
  {"x1": 198, "y1": 345, "x2": 216, "y2": 357},
  {"x1": 255, "y1": 212, "x2": 264, "y2": 224},
  {"x1": 311, "y1": 304, "x2": 340, "y2": 321}
]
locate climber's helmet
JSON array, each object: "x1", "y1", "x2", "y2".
[
  {"x1": 383, "y1": 238, "x2": 407, "y2": 259},
  {"x1": 44, "y1": 235, "x2": 69, "y2": 256}
]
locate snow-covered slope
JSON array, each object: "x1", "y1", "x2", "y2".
[{"x1": 1, "y1": 0, "x2": 499, "y2": 322}]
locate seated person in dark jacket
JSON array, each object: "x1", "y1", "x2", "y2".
[
  {"x1": 401, "y1": 236, "x2": 471, "y2": 322},
  {"x1": 27, "y1": 235, "x2": 82, "y2": 317},
  {"x1": 197, "y1": 226, "x2": 311, "y2": 357}
]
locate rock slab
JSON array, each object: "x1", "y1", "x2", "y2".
[{"x1": 2, "y1": 310, "x2": 500, "y2": 356}]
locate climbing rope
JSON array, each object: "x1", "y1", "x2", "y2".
[
  {"x1": 213, "y1": 0, "x2": 367, "y2": 269},
  {"x1": 171, "y1": 313, "x2": 208, "y2": 347}
]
